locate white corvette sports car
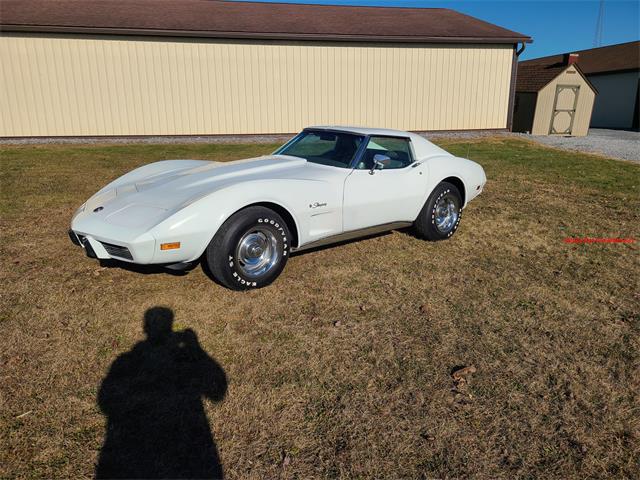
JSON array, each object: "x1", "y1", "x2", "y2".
[{"x1": 70, "y1": 126, "x2": 486, "y2": 290}]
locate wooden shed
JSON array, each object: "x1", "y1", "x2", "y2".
[
  {"x1": 520, "y1": 42, "x2": 639, "y2": 130},
  {"x1": 513, "y1": 57, "x2": 597, "y2": 136}
]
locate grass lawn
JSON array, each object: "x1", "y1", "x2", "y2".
[{"x1": 1, "y1": 138, "x2": 638, "y2": 478}]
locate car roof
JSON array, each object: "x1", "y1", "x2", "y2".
[
  {"x1": 305, "y1": 125, "x2": 451, "y2": 159},
  {"x1": 306, "y1": 125, "x2": 414, "y2": 137}
]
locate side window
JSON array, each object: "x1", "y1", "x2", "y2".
[{"x1": 356, "y1": 136, "x2": 414, "y2": 170}]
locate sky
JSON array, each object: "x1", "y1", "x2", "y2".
[{"x1": 232, "y1": 0, "x2": 640, "y2": 60}]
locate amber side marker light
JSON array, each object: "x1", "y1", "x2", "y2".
[{"x1": 160, "y1": 242, "x2": 181, "y2": 250}]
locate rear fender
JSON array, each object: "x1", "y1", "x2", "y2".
[{"x1": 422, "y1": 156, "x2": 485, "y2": 209}]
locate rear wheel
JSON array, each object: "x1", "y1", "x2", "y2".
[
  {"x1": 205, "y1": 206, "x2": 290, "y2": 290},
  {"x1": 414, "y1": 181, "x2": 463, "y2": 240}
]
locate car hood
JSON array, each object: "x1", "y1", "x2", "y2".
[
  {"x1": 139, "y1": 155, "x2": 309, "y2": 200},
  {"x1": 77, "y1": 155, "x2": 310, "y2": 231},
  {"x1": 101, "y1": 154, "x2": 307, "y2": 203}
]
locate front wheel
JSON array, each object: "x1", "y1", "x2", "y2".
[
  {"x1": 414, "y1": 182, "x2": 463, "y2": 241},
  {"x1": 205, "y1": 206, "x2": 291, "y2": 290}
]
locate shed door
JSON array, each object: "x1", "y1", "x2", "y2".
[{"x1": 549, "y1": 85, "x2": 580, "y2": 135}]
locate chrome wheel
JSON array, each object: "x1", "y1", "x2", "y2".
[
  {"x1": 236, "y1": 227, "x2": 280, "y2": 278},
  {"x1": 434, "y1": 193, "x2": 459, "y2": 233}
]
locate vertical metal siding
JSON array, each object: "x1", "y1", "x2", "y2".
[
  {"x1": 0, "y1": 34, "x2": 514, "y2": 136},
  {"x1": 531, "y1": 68, "x2": 597, "y2": 137}
]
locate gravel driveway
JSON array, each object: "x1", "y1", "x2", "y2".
[{"x1": 527, "y1": 129, "x2": 640, "y2": 162}]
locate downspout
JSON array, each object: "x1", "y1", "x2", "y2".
[{"x1": 507, "y1": 41, "x2": 527, "y2": 131}]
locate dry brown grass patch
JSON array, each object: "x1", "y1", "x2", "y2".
[{"x1": 1, "y1": 139, "x2": 638, "y2": 478}]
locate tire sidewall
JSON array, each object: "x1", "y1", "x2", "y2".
[
  {"x1": 427, "y1": 184, "x2": 462, "y2": 240},
  {"x1": 210, "y1": 209, "x2": 290, "y2": 289}
]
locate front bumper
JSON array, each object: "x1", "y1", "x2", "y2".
[
  {"x1": 70, "y1": 199, "x2": 212, "y2": 265},
  {"x1": 68, "y1": 229, "x2": 146, "y2": 262}
]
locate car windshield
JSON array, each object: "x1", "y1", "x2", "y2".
[{"x1": 275, "y1": 131, "x2": 364, "y2": 168}]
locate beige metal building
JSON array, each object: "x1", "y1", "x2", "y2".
[{"x1": 0, "y1": 0, "x2": 531, "y2": 137}]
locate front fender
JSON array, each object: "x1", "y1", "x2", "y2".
[{"x1": 147, "y1": 178, "x2": 338, "y2": 263}]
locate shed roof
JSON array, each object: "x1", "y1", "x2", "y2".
[
  {"x1": 516, "y1": 64, "x2": 597, "y2": 94},
  {"x1": 516, "y1": 64, "x2": 568, "y2": 93},
  {"x1": 519, "y1": 41, "x2": 639, "y2": 75},
  {"x1": 0, "y1": 0, "x2": 532, "y2": 44}
]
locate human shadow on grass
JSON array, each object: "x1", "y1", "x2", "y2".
[{"x1": 96, "y1": 307, "x2": 227, "y2": 479}]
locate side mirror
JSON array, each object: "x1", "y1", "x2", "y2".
[{"x1": 370, "y1": 154, "x2": 390, "y2": 175}]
